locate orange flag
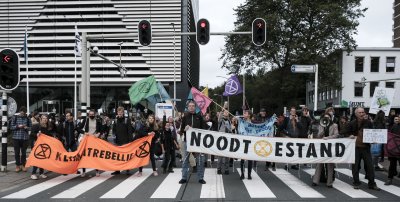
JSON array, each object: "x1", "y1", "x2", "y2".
[{"x1": 26, "y1": 134, "x2": 153, "y2": 174}]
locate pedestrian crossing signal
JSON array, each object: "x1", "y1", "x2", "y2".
[
  {"x1": 138, "y1": 20, "x2": 152, "y2": 46},
  {"x1": 252, "y1": 18, "x2": 266, "y2": 46},
  {"x1": 0, "y1": 49, "x2": 20, "y2": 90},
  {"x1": 196, "y1": 19, "x2": 210, "y2": 45}
]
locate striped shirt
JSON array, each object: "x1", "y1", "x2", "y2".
[{"x1": 10, "y1": 115, "x2": 32, "y2": 140}]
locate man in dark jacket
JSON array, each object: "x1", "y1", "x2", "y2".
[
  {"x1": 112, "y1": 107, "x2": 134, "y2": 145},
  {"x1": 111, "y1": 106, "x2": 134, "y2": 175},
  {"x1": 179, "y1": 101, "x2": 207, "y2": 184},
  {"x1": 299, "y1": 107, "x2": 312, "y2": 138},
  {"x1": 347, "y1": 107, "x2": 380, "y2": 190},
  {"x1": 61, "y1": 112, "x2": 79, "y2": 152}
]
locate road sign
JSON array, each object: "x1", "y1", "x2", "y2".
[
  {"x1": 291, "y1": 65, "x2": 315, "y2": 73},
  {"x1": 0, "y1": 96, "x2": 17, "y2": 117}
]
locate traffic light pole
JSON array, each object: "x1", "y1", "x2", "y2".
[
  {"x1": 1, "y1": 91, "x2": 8, "y2": 172},
  {"x1": 80, "y1": 32, "x2": 88, "y2": 120},
  {"x1": 86, "y1": 31, "x2": 253, "y2": 40}
]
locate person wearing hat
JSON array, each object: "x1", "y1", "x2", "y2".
[{"x1": 10, "y1": 106, "x2": 32, "y2": 172}]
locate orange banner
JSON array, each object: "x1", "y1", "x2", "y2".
[{"x1": 26, "y1": 134, "x2": 154, "y2": 174}]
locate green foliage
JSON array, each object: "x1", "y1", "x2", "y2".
[{"x1": 218, "y1": 0, "x2": 366, "y2": 114}]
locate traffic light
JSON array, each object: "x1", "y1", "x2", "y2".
[
  {"x1": 138, "y1": 20, "x2": 152, "y2": 46},
  {"x1": 252, "y1": 18, "x2": 266, "y2": 46},
  {"x1": 0, "y1": 49, "x2": 20, "y2": 90},
  {"x1": 196, "y1": 19, "x2": 210, "y2": 45}
]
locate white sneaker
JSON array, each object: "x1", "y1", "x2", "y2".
[
  {"x1": 31, "y1": 174, "x2": 38, "y2": 180},
  {"x1": 153, "y1": 171, "x2": 158, "y2": 176},
  {"x1": 81, "y1": 172, "x2": 86, "y2": 178},
  {"x1": 136, "y1": 172, "x2": 142, "y2": 177},
  {"x1": 96, "y1": 172, "x2": 100, "y2": 177},
  {"x1": 39, "y1": 174, "x2": 47, "y2": 179}
]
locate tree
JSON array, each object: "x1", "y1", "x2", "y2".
[{"x1": 221, "y1": 0, "x2": 366, "y2": 113}]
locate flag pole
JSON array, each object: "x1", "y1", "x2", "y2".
[
  {"x1": 74, "y1": 47, "x2": 77, "y2": 118},
  {"x1": 25, "y1": 25, "x2": 29, "y2": 114},
  {"x1": 210, "y1": 99, "x2": 235, "y2": 117}
]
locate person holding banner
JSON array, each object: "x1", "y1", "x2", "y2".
[
  {"x1": 110, "y1": 107, "x2": 135, "y2": 175},
  {"x1": 78, "y1": 109, "x2": 103, "y2": 177},
  {"x1": 240, "y1": 110, "x2": 254, "y2": 180},
  {"x1": 372, "y1": 110, "x2": 386, "y2": 171},
  {"x1": 136, "y1": 114, "x2": 160, "y2": 177},
  {"x1": 281, "y1": 107, "x2": 302, "y2": 170},
  {"x1": 217, "y1": 108, "x2": 233, "y2": 175},
  {"x1": 385, "y1": 116, "x2": 400, "y2": 185},
  {"x1": 161, "y1": 112, "x2": 180, "y2": 174},
  {"x1": 179, "y1": 101, "x2": 207, "y2": 184},
  {"x1": 30, "y1": 114, "x2": 55, "y2": 180},
  {"x1": 347, "y1": 107, "x2": 380, "y2": 190},
  {"x1": 312, "y1": 113, "x2": 339, "y2": 188}
]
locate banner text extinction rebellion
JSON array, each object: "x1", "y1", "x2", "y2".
[{"x1": 187, "y1": 128, "x2": 356, "y2": 163}]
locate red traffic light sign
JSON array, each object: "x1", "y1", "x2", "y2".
[
  {"x1": 0, "y1": 49, "x2": 20, "y2": 90},
  {"x1": 138, "y1": 20, "x2": 152, "y2": 46},
  {"x1": 196, "y1": 19, "x2": 210, "y2": 45},
  {"x1": 252, "y1": 18, "x2": 266, "y2": 46}
]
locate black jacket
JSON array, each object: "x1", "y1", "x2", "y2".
[
  {"x1": 298, "y1": 115, "x2": 312, "y2": 138},
  {"x1": 179, "y1": 112, "x2": 206, "y2": 141},
  {"x1": 112, "y1": 117, "x2": 134, "y2": 145},
  {"x1": 60, "y1": 121, "x2": 78, "y2": 146},
  {"x1": 79, "y1": 117, "x2": 102, "y2": 134}
]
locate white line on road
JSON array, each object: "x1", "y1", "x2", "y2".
[
  {"x1": 7, "y1": 161, "x2": 15, "y2": 165},
  {"x1": 151, "y1": 168, "x2": 183, "y2": 198},
  {"x1": 2, "y1": 171, "x2": 91, "y2": 199},
  {"x1": 336, "y1": 168, "x2": 400, "y2": 197},
  {"x1": 52, "y1": 171, "x2": 113, "y2": 199},
  {"x1": 200, "y1": 168, "x2": 225, "y2": 198},
  {"x1": 237, "y1": 168, "x2": 276, "y2": 198},
  {"x1": 100, "y1": 169, "x2": 152, "y2": 199},
  {"x1": 271, "y1": 168, "x2": 325, "y2": 198},
  {"x1": 303, "y1": 168, "x2": 376, "y2": 198}
]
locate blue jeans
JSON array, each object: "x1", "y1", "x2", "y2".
[{"x1": 181, "y1": 141, "x2": 205, "y2": 180}]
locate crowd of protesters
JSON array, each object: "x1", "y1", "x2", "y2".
[{"x1": 7, "y1": 102, "x2": 400, "y2": 190}]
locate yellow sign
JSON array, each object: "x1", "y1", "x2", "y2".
[{"x1": 254, "y1": 140, "x2": 273, "y2": 157}]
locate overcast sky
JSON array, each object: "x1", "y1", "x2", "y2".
[{"x1": 198, "y1": 0, "x2": 394, "y2": 88}]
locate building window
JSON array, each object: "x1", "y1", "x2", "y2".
[
  {"x1": 335, "y1": 90, "x2": 338, "y2": 98},
  {"x1": 323, "y1": 91, "x2": 326, "y2": 100},
  {"x1": 386, "y1": 82, "x2": 395, "y2": 88},
  {"x1": 354, "y1": 82, "x2": 363, "y2": 97},
  {"x1": 370, "y1": 82, "x2": 379, "y2": 97},
  {"x1": 370, "y1": 57, "x2": 379, "y2": 72},
  {"x1": 355, "y1": 57, "x2": 364, "y2": 72},
  {"x1": 386, "y1": 57, "x2": 395, "y2": 72}
]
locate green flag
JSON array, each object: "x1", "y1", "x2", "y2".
[{"x1": 128, "y1": 75, "x2": 158, "y2": 105}]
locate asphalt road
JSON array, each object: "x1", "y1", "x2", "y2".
[{"x1": 0, "y1": 160, "x2": 399, "y2": 201}]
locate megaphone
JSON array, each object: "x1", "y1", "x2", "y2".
[{"x1": 320, "y1": 117, "x2": 331, "y2": 127}]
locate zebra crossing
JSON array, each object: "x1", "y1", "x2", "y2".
[{"x1": 1, "y1": 166, "x2": 399, "y2": 201}]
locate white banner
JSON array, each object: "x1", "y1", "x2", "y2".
[
  {"x1": 369, "y1": 87, "x2": 395, "y2": 116},
  {"x1": 187, "y1": 128, "x2": 356, "y2": 164},
  {"x1": 363, "y1": 129, "x2": 387, "y2": 144}
]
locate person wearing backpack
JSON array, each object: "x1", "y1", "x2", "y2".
[
  {"x1": 217, "y1": 108, "x2": 233, "y2": 175},
  {"x1": 10, "y1": 106, "x2": 32, "y2": 173}
]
